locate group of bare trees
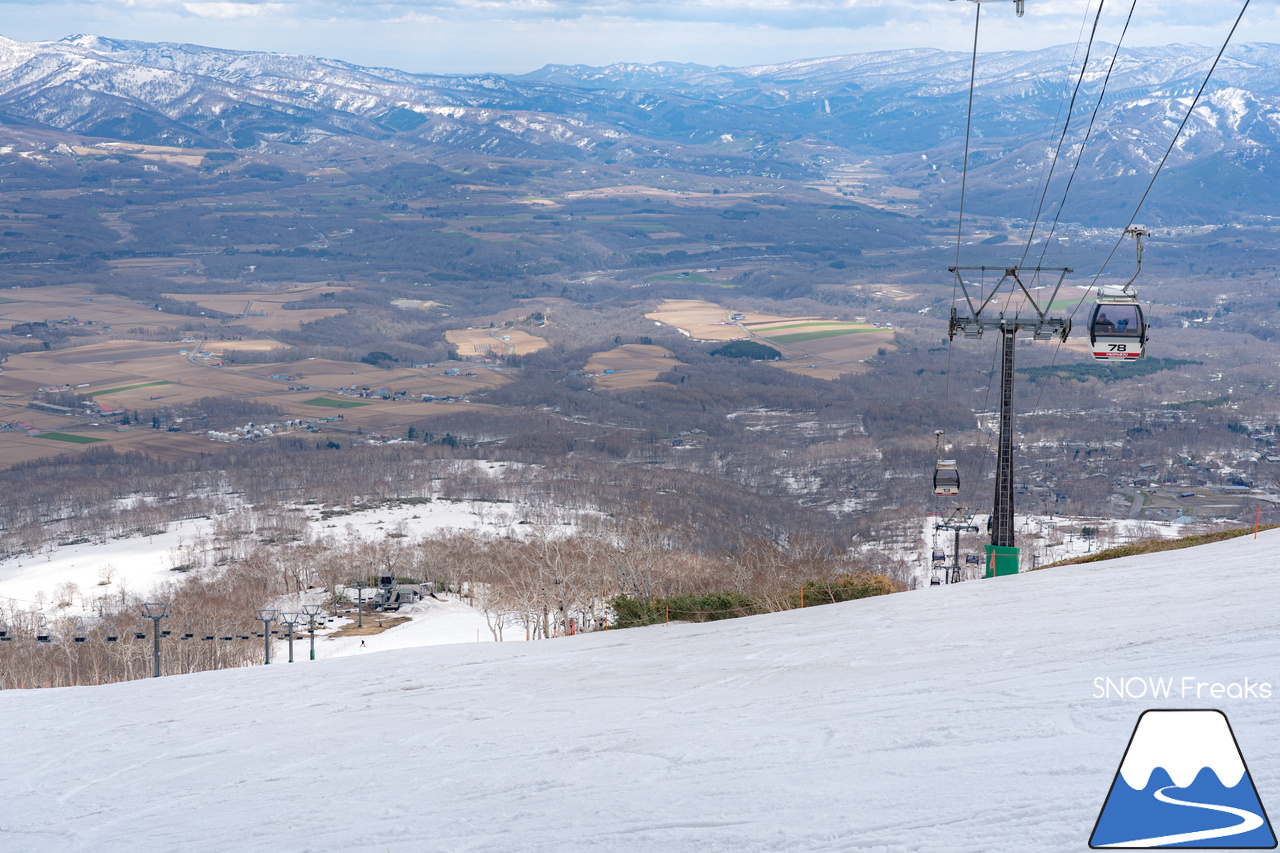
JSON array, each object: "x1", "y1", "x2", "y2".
[
  {"x1": 0, "y1": 507, "x2": 905, "y2": 689},
  {"x1": 454, "y1": 518, "x2": 905, "y2": 641}
]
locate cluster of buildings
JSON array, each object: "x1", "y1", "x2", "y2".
[
  {"x1": 9, "y1": 317, "x2": 105, "y2": 335},
  {"x1": 206, "y1": 419, "x2": 312, "y2": 442}
]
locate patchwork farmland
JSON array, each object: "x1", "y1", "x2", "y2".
[
  {"x1": 584, "y1": 344, "x2": 686, "y2": 389},
  {"x1": 445, "y1": 328, "x2": 548, "y2": 358},
  {"x1": 645, "y1": 298, "x2": 894, "y2": 378}
]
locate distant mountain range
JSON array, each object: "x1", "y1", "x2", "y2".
[{"x1": 1, "y1": 34, "x2": 1278, "y2": 224}]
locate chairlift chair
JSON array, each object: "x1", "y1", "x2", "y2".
[
  {"x1": 36, "y1": 627, "x2": 52, "y2": 643},
  {"x1": 933, "y1": 461, "x2": 960, "y2": 496},
  {"x1": 73, "y1": 626, "x2": 87, "y2": 643},
  {"x1": 0, "y1": 624, "x2": 10, "y2": 642},
  {"x1": 1089, "y1": 226, "x2": 1149, "y2": 360},
  {"x1": 105, "y1": 626, "x2": 119, "y2": 642},
  {"x1": 133, "y1": 628, "x2": 147, "y2": 640},
  {"x1": 1089, "y1": 288, "x2": 1146, "y2": 360},
  {"x1": 932, "y1": 429, "x2": 960, "y2": 497}
]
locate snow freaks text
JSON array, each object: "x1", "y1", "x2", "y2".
[{"x1": 1093, "y1": 677, "x2": 1273, "y2": 700}]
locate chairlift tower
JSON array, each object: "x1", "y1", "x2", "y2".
[
  {"x1": 934, "y1": 509, "x2": 981, "y2": 583},
  {"x1": 948, "y1": 265, "x2": 1072, "y2": 576}
]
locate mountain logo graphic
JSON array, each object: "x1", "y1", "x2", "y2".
[{"x1": 1091, "y1": 709, "x2": 1277, "y2": 848}]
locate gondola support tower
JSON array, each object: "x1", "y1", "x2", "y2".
[{"x1": 949, "y1": 265, "x2": 1073, "y2": 576}]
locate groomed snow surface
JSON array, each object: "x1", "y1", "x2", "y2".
[{"x1": 3, "y1": 531, "x2": 1280, "y2": 852}]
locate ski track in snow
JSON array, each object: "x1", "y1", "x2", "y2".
[{"x1": 0, "y1": 531, "x2": 1278, "y2": 851}]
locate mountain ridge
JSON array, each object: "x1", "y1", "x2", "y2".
[{"x1": 1, "y1": 34, "x2": 1278, "y2": 222}]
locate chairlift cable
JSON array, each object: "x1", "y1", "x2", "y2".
[
  {"x1": 1018, "y1": 0, "x2": 1108, "y2": 266},
  {"x1": 953, "y1": 3, "x2": 982, "y2": 271},
  {"x1": 1029, "y1": 0, "x2": 1250, "y2": 415},
  {"x1": 1027, "y1": 0, "x2": 1138, "y2": 412},
  {"x1": 947, "y1": 2, "x2": 1089, "y2": 483},
  {"x1": 1033, "y1": 0, "x2": 1138, "y2": 269},
  {"x1": 1084, "y1": 0, "x2": 1252, "y2": 293},
  {"x1": 943, "y1": 3, "x2": 982, "y2": 416},
  {"x1": 1018, "y1": 0, "x2": 1105, "y2": 257}
]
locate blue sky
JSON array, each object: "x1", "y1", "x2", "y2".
[{"x1": 0, "y1": 0, "x2": 1272, "y2": 74}]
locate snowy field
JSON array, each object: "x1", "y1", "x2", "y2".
[
  {"x1": 2, "y1": 529, "x2": 1279, "y2": 851},
  {"x1": 0, "y1": 496, "x2": 561, "y2": 615}
]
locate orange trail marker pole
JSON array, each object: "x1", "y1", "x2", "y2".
[
  {"x1": 800, "y1": 586, "x2": 804, "y2": 608},
  {"x1": 665, "y1": 605, "x2": 669, "y2": 626},
  {"x1": 1256, "y1": 507, "x2": 1262, "y2": 539}
]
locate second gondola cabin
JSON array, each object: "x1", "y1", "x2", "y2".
[
  {"x1": 933, "y1": 460, "x2": 960, "y2": 496},
  {"x1": 1089, "y1": 286, "x2": 1146, "y2": 360}
]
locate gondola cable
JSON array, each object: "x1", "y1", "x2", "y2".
[
  {"x1": 952, "y1": 3, "x2": 982, "y2": 273},
  {"x1": 1085, "y1": 0, "x2": 1251, "y2": 292},
  {"x1": 1029, "y1": 0, "x2": 1252, "y2": 415},
  {"x1": 1024, "y1": 0, "x2": 1140, "y2": 410},
  {"x1": 1033, "y1": 0, "x2": 1140, "y2": 270},
  {"x1": 942, "y1": 2, "x2": 984, "y2": 422},
  {"x1": 1018, "y1": 0, "x2": 1107, "y2": 258},
  {"x1": 1018, "y1": 0, "x2": 1108, "y2": 266},
  {"x1": 941, "y1": 2, "x2": 984, "y2": 429},
  {"x1": 946, "y1": 0, "x2": 1096, "y2": 479}
]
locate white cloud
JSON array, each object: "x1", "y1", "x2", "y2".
[{"x1": 181, "y1": 2, "x2": 285, "y2": 18}]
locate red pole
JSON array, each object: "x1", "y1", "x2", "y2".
[
  {"x1": 665, "y1": 605, "x2": 669, "y2": 626},
  {"x1": 1256, "y1": 507, "x2": 1262, "y2": 539},
  {"x1": 800, "y1": 586, "x2": 804, "y2": 608}
]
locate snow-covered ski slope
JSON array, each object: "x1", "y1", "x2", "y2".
[{"x1": 3, "y1": 531, "x2": 1279, "y2": 853}]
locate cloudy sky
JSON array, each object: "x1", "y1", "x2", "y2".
[{"x1": 0, "y1": 0, "x2": 1271, "y2": 74}]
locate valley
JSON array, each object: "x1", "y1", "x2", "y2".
[{"x1": 0, "y1": 32, "x2": 1277, "y2": 692}]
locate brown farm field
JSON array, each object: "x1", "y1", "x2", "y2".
[
  {"x1": 72, "y1": 142, "x2": 212, "y2": 167},
  {"x1": 446, "y1": 328, "x2": 548, "y2": 357},
  {"x1": 163, "y1": 285, "x2": 352, "y2": 331},
  {"x1": 645, "y1": 299, "x2": 796, "y2": 342},
  {"x1": 584, "y1": 344, "x2": 685, "y2": 390},
  {"x1": 1, "y1": 340, "x2": 284, "y2": 405},
  {"x1": 0, "y1": 285, "x2": 182, "y2": 330},
  {"x1": 250, "y1": 396, "x2": 505, "y2": 432},
  {"x1": 750, "y1": 318, "x2": 893, "y2": 378},
  {"x1": 0, "y1": 426, "x2": 216, "y2": 468},
  {"x1": 645, "y1": 299, "x2": 893, "y2": 379},
  {"x1": 226, "y1": 359, "x2": 510, "y2": 399}
]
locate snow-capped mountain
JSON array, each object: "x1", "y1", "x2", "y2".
[{"x1": 1, "y1": 34, "x2": 1278, "y2": 221}]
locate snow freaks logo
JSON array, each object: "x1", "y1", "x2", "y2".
[{"x1": 1090, "y1": 710, "x2": 1277, "y2": 849}]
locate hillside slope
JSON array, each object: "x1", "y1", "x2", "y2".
[{"x1": 1, "y1": 531, "x2": 1279, "y2": 851}]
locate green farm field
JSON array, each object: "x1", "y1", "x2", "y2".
[
  {"x1": 303, "y1": 398, "x2": 370, "y2": 409},
  {"x1": 92, "y1": 381, "x2": 173, "y2": 396},
  {"x1": 36, "y1": 432, "x2": 105, "y2": 444},
  {"x1": 765, "y1": 328, "x2": 881, "y2": 344}
]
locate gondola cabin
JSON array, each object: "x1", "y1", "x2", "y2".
[
  {"x1": 933, "y1": 460, "x2": 960, "y2": 496},
  {"x1": 1089, "y1": 286, "x2": 1146, "y2": 360}
]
